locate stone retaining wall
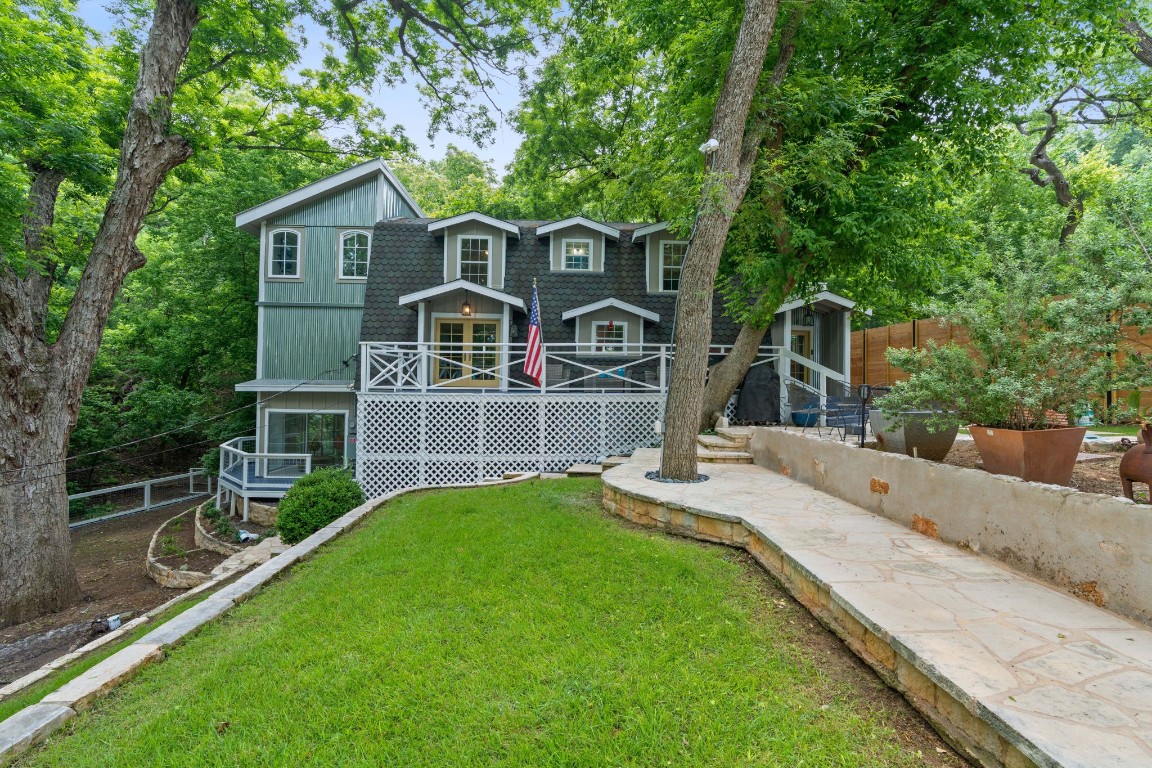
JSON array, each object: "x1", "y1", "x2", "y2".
[
  {"x1": 750, "y1": 428, "x2": 1152, "y2": 625},
  {"x1": 193, "y1": 504, "x2": 242, "y2": 556},
  {"x1": 600, "y1": 482, "x2": 1038, "y2": 768},
  {"x1": 146, "y1": 511, "x2": 212, "y2": 590}
]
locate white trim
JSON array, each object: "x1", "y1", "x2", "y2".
[
  {"x1": 263, "y1": 408, "x2": 351, "y2": 464},
  {"x1": 427, "y1": 212, "x2": 520, "y2": 236},
  {"x1": 657, "y1": 240, "x2": 688, "y2": 293},
  {"x1": 631, "y1": 221, "x2": 669, "y2": 243},
  {"x1": 266, "y1": 228, "x2": 303, "y2": 279},
  {"x1": 255, "y1": 306, "x2": 265, "y2": 379},
  {"x1": 457, "y1": 234, "x2": 493, "y2": 287},
  {"x1": 236, "y1": 380, "x2": 354, "y2": 393},
  {"x1": 337, "y1": 229, "x2": 372, "y2": 280},
  {"x1": 398, "y1": 280, "x2": 526, "y2": 312},
  {"x1": 590, "y1": 320, "x2": 630, "y2": 355},
  {"x1": 430, "y1": 314, "x2": 503, "y2": 387},
  {"x1": 559, "y1": 237, "x2": 594, "y2": 271},
  {"x1": 776, "y1": 290, "x2": 856, "y2": 314},
  {"x1": 536, "y1": 217, "x2": 620, "y2": 240},
  {"x1": 236, "y1": 159, "x2": 424, "y2": 234},
  {"x1": 561, "y1": 298, "x2": 659, "y2": 323}
]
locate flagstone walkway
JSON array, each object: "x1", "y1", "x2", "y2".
[{"x1": 604, "y1": 452, "x2": 1152, "y2": 768}]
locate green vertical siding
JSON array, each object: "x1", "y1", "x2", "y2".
[
  {"x1": 259, "y1": 174, "x2": 418, "y2": 380},
  {"x1": 263, "y1": 306, "x2": 362, "y2": 381}
]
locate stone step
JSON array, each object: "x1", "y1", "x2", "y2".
[
  {"x1": 697, "y1": 434, "x2": 745, "y2": 451},
  {"x1": 565, "y1": 463, "x2": 603, "y2": 477},
  {"x1": 716, "y1": 425, "x2": 753, "y2": 440},
  {"x1": 696, "y1": 449, "x2": 753, "y2": 464},
  {"x1": 602, "y1": 456, "x2": 630, "y2": 469}
]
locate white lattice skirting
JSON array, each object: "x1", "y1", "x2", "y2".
[{"x1": 356, "y1": 392, "x2": 666, "y2": 497}]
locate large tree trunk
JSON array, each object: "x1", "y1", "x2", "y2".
[
  {"x1": 699, "y1": 323, "x2": 770, "y2": 430},
  {"x1": 659, "y1": 0, "x2": 782, "y2": 480},
  {"x1": 0, "y1": 0, "x2": 199, "y2": 627}
]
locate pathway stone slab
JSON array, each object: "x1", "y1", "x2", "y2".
[
  {"x1": 603, "y1": 458, "x2": 1152, "y2": 768},
  {"x1": 133, "y1": 598, "x2": 235, "y2": 648},
  {"x1": 40, "y1": 643, "x2": 162, "y2": 711},
  {"x1": 0, "y1": 703, "x2": 74, "y2": 762}
]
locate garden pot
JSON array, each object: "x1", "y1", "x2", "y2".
[
  {"x1": 967, "y1": 424, "x2": 1087, "y2": 486},
  {"x1": 868, "y1": 409, "x2": 959, "y2": 462},
  {"x1": 791, "y1": 411, "x2": 820, "y2": 428},
  {"x1": 1119, "y1": 425, "x2": 1152, "y2": 502}
]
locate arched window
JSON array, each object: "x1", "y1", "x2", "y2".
[
  {"x1": 340, "y1": 231, "x2": 370, "y2": 278},
  {"x1": 269, "y1": 230, "x2": 300, "y2": 277}
]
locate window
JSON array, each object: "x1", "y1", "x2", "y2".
[
  {"x1": 459, "y1": 237, "x2": 490, "y2": 286},
  {"x1": 592, "y1": 321, "x2": 626, "y2": 353},
  {"x1": 434, "y1": 318, "x2": 500, "y2": 385},
  {"x1": 563, "y1": 239, "x2": 592, "y2": 270},
  {"x1": 265, "y1": 411, "x2": 346, "y2": 471},
  {"x1": 340, "y1": 231, "x2": 370, "y2": 278},
  {"x1": 269, "y1": 230, "x2": 300, "y2": 277},
  {"x1": 660, "y1": 241, "x2": 687, "y2": 292}
]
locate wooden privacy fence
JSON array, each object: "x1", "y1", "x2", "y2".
[{"x1": 851, "y1": 319, "x2": 1150, "y2": 409}]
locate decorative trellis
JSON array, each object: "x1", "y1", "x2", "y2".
[{"x1": 356, "y1": 392, "x2": 664, "y2": 497}]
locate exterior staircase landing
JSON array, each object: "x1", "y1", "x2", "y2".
[{"x1": 697, "y1": 427, "x2": 754, "y2": 464}]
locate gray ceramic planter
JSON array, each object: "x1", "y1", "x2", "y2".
[{"x1": 868, "y1": 409, "x2": 959, "y2": 462}]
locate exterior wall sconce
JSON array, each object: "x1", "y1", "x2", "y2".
[
  {"x1": 461, "y1": 293, "x2": 473, "y2": 317},
  {"x1": 800, "y1": 307, "x2": 816, "y2": 326}
]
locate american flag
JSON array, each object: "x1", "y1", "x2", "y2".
[{"x1": 524, "y1": 282, "x2": 543, "y2": 385}]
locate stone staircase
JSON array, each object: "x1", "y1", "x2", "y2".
[{"x1": 697, "y1": 426, "x2": 754, "y2": 464}]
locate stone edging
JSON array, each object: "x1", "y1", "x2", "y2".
[
  {"x1": 601, "y1": 474, "x2": 1041, "y2": 768},
  {"x1": 0, "y1": 473, "x2": 538, "y2": 766},
  {"x1": 145, "y1": 509, "x2": 213, "y2": 590},
  {"x1": 193, "y1": 503, "x2": 243, "y2": 556}
]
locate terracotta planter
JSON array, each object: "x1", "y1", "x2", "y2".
[
  {"x1": 968, "y1": 424, "x2": 1087, "y2": 486},
  {"x1": 1119, "y1": 425, "x2": 1152, "y2": 502},
  {"x1": 869, "y1": 409, "x2": 959, "y2": 461}
]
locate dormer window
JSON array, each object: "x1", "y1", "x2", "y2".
[
  {"x1": 269, "y1": 229, "x2": 300, "y2": 278},
  {"x1": 340, "y1": 231, "x2": 370, "y2": 278},
  {"x1": 563, "y1": 239, "x2": 592, "y2": 270},
  {"x1": 660, "y1": 241, "x2": 687, "y2": 292},
  {"x1": 459, "y1": 236, "x2": 490, "y2": 286}
]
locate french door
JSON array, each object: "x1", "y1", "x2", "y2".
[{"x1": 434, "y1": 319, "x2": 500, "y2": 386}]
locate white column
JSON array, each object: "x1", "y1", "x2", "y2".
[
  {"x1": 417, "y1": 301, "x2": 427, "y2": 390},
  {"x1": 501, "y1": 303, "x2": 510, "y2": 392},
  {"x1": 782, "y1": 310, "x2": 792, "y2": 419},
  {"x1": 842, "y1": 310, "x2": 853, "y2": 383}
]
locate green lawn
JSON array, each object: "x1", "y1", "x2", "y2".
[{"x1": 22, "y1": 479, "x2": 935, "y2": 767}]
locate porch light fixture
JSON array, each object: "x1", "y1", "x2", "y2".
[
  {"x1": 800, "y1": 306, "x2": 816, "y2": 326},
  {"x1": 461, "y1": 292, "x2": 473, "y2": 317}
]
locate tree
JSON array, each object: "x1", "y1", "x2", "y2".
[{"x1": 0, "y1": 0, "x2": 550, "y2": 627}]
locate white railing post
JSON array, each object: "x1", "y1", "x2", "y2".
[
  {"x1": 659, "y1": 345, "x2": 668, "y2": 393},
  {"x1": 360, "y1": 344, "x2": 370, "y2": 393},
  {"x1": 539, "y1": 343, "x2": 547, "y2": 392},
  {"x1": 143, "y1": 480, "x2": 152, "y2": 512}
]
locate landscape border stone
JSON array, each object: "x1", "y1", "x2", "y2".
[{"x1": 0, "y1": 472, "x2": 538, "y2": 766}]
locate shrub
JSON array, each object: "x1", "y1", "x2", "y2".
[
  {"x1": 883, "y1": 262, "x2": 1152, "y2": 431},
  {"x1": 276, "y1": 468, "x2": 364, "y2": 545}
]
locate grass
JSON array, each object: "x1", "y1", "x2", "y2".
[
  {"x1": 22, "y1": 479, "x2": 934, "y2": 767},
  {"x1": 1088, "y1": 423, "x2": 1144, "y2": 437}
]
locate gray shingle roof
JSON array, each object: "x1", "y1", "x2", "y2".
[{"x1": 361, "y1": 218, "x2": 743, "y2": 346}]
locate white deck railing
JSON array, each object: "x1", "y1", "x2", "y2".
[
  {"x1": 360, "y1": 342, "x2": 848, "y2": 397},
  {"x1": 218, "y1": 436, "x2": 312, "y2": 492}
]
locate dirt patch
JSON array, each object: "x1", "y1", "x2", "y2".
[
  {"x1": 0, "y1": 506, "x2": 189, "y2": 685},
  {"x1": 152, "y1": 512, "x2": 229, "y2": 574},
  {"x1": 940, "y1": 442, "x2": 1149, "y2": 502}
]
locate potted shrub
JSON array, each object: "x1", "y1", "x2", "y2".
[
  {"x1": 880, "y1": 264, "x2": 1151, "y2": 486},
  {"x1": 868, "y1": 405, "x2": 959, "y2": 461}
]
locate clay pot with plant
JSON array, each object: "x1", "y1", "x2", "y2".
[{"x1": 881, "y1": 264, "x2": 1151, "y2": 486}]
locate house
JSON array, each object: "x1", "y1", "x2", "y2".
[{"x1": 217, "y1": 160, "x2": 855, "y2": 514}]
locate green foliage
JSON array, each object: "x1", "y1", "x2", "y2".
[
  {"x1": 882, "y1": 261, "x2": 1152, "y2": 430},
  {"x1": 276, "y1": 469, "x2": 365, "y2": 545},
  {"x1": 157, "y1": 535, "x2": 185, "y2": 558}
]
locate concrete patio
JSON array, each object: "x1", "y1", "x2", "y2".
[{"x1": 603, "y1": 450, "x2": 1152, "y2": 768}]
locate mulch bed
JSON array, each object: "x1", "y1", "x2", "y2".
[{"x1": 153, "y1": 512, "x2": 228, "y2": 573}]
